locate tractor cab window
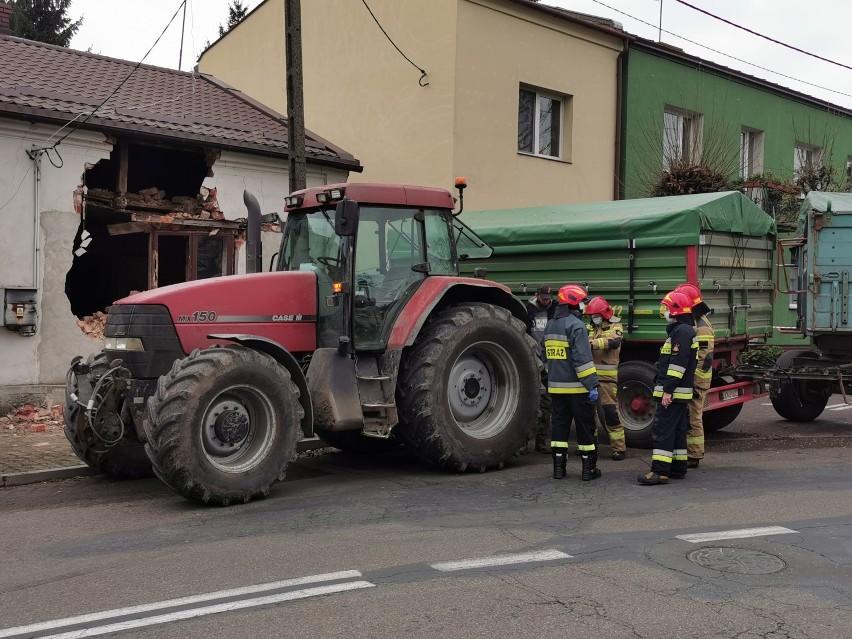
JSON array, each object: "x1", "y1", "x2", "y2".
[
  {"x1": 280, "y1": 211, "x2": 344, "y2": 345},
  {"x1": 353, "y1": 207, "x2": 455, "y2": 350}
]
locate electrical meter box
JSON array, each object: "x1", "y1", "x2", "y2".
[{"x1": 3, "y1": 288, "x2": 38, "y2": 336}]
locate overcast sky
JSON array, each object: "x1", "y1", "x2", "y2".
[{"x1": 68, "y1": 0, "x2": 852, "y2": 109}]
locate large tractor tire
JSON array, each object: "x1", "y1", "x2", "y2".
[
  {"x1": 396, "y1": 303, "x2": 539, "y2": 472},
  {"x1": 63, "y1": 351, "x2": 154, "y2": 479},
  {"x1": 145, "y1": 346, "x2": 304, "y2": 506},
  {"x1": 770, "y1": 349, "x2": 830, "y2": 422},
  {"x1": 617, "y1": 360, "x2": 657, "y2": 449},
  {"x1": 314, "y1": 428, "x2": 401, "y2": 454}
]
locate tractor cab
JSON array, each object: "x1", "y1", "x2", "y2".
[{"x1": 278, "y1": 183, "x2": 492, "y2": 353}]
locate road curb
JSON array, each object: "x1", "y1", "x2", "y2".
[{"x1": 1, "y1": 437, "x2": 331, "y2": 488}]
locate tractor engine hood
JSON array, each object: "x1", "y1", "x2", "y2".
[{"x1": 113, "y1": 271, "x2": 319, "y2": 354}]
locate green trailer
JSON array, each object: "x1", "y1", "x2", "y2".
[{"x1": 459, "y1": 191, "x2": 776, "y2": 446}]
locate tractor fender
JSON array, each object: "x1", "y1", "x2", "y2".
[
  {"x1": 208, "y1": 333, "x2": 314, "y2": 437},
  {"x1": 387, "y1": 278, "x2": 525, "y2": 348}
]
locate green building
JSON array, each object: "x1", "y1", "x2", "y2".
[{"x1": 620, "y1": 38, "x2": 852, "y2": 344}]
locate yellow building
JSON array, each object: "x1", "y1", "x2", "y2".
[{"x1": 199, "y1": 0, "x2": 627, "y2": 209}]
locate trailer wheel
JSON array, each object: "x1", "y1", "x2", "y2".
[
  {"x1": 396, "y1": 303, "x2": 539, "y2": 472},
  {"x1": 145, "y1": 346, "x2": 303, "y2": 505},
  {"x1": 314, "y1": 428, "x2": 401, "y2": 454},
  {"x1": 63, "y1": 351, "x2": 153, "y2": 479},
  {"x1": 702, "y1": 375, "x2": 743, "y2": 432},
  {"x1": 618, "y1": 361, "x2": 657, "y2": 448},
  {"x1": 770, "y1": 349, "x2": 830, "y2": 422}
]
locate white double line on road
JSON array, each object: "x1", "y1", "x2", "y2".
[
  {"x1": 0, "y1": 571, "x2": 373, "y2": 639},
  {"x1": 761, "y1": 401, "x2": 852, "y2": 411},
  {"x1": 676, "y1": 526, "x2": 799, "y2": 544},
  {"x1": 430, "y1": 549, "x2": 572, "y2": 572}
]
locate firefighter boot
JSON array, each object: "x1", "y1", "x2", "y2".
[
  {"x1": 581, "y1": 455, "x2": 601, "y2": 481},
  {"x1": 553, "y1": 452, "x2": 567, "y2": 479}
]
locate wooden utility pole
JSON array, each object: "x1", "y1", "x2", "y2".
[{"x1": 285, "y1": 0, "x2": 306, "y2": 193}]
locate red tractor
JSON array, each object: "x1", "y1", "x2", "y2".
[{"x1": 63, "y1": 181, "x2": 541, "y2": 505}]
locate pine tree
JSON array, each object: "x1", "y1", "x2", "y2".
[
  {"x1": 217, "y1": 0, "x2": 248, "y2": 37},
  {"x1": 10, "y1": 0, "x2": 83, "y2": 47}
]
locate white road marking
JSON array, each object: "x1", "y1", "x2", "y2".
[
  {"x1": 38, "y1": 582, "x2": 375, "y2": 639},
  {"x1": 828, "y1": 403, "x2": 852, "y2": 411},
  {"x1": 430, "y1": 549, "x2": 571, "y2": 572},
  {"x1": 676, "y1": 526, "x2": 798, "y2": 544},
  {"x1": 0, "y1": 571, "x2": 363, "y2": 639}
]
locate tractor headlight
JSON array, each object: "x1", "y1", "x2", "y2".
[{"x1": 104, "y1": 337, "x2": 145, "y2": 351}]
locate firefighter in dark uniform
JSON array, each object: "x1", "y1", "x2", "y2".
[
  {"x1": 674, "y1": 283, "x2": 714, "y2": 469},
  {"x1": 638, "y1": 290, "x2": 698, "y2": 485},
  {"x1": 544, "y1": 284, "x2": 601, "y2": 481},
  {"x1": 585, "y1": 296, "x2": 627, "y2": 460}
]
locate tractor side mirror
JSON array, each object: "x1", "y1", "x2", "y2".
[{"x1": 334, "y1": 199, "x2": 359, "y2": 237}]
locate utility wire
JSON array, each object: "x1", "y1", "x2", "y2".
[
  {"x1": 38, "y1": 0, "x2": 188, "y2": 151},
  {"x1": 587, "y1": 0, "x2": 852, "y2": 103},
  {"x1": 360, "y1": 0, "x2": 429, "y2": 86},
  {"x1": 674, "y1": 0, "x2": 852, "y2": 73}
]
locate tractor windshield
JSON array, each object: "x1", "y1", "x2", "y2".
[{"x1": 280, "y1": 206, "x2": 457, "y2": 350}]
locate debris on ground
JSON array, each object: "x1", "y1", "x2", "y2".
[{"x1": 0, "y1": 403, "x2": 64, "y2": 432}]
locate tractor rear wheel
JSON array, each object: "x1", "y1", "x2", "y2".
[
  {"x1": 145, "y1": 346, "x2": 303, "y2": 505},
  {"x1": 396, "y1": 303, "x2": 539, "y2": 472},
  {"x1": 63, "y1": 351, "x2": 153, "y2": 479}
]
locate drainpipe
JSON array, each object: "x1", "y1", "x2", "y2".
[
  {"x1": 614, "y1": 39, "x2": 628, "y2": 201},
  {"x1": 31, "y1": 149, "x2": 42, "y2": 288}
]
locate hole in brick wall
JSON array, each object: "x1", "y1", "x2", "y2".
[{"x1": 65, "y1": 210, "x2": 149, "y2": 319}]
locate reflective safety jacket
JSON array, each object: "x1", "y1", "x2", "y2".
[
  {"x1": 589, "y1": 318, "x2": 622, "y2": 386},
  {"x1": 653, "y1": 321, "x2": 698, "y2": 403},
  {"x1": 693, "y1": 315, "x2": 714, "y2": 391},
  {"x1": 544, "y1": 306, "x2": 599, "y2": 394}
]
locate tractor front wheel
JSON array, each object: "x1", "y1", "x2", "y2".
[
  {"x1": 396, "y1": 303, "x2": 539, "y2": 472},
  {"x1": 63, "y1": 351, "x2": 153, "y2": 479},
  {"x1": 145, "y1": 346, "x2": 303, "y2": 505}
]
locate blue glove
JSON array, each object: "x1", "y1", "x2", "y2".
[{"x1": 588, "y1": 388, "x2": 599, "y2": 402}]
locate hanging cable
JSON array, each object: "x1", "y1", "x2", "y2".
[
  {"x1": 587, "y1": 0, "x2": 852, "y2": 102},
  {"x1": 35, "y1": 0, "x2": 188, "y2": 153},
  {"x1": 360, "y1": 0, "x2": 429, "y2": 86},
  {"x1": 674, "y1": 0, "x2": 852, "y2": 73}
]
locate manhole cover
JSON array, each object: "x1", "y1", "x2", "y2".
[{"x1": 687, "y1": 547, "x2": 786, "y2": 574}]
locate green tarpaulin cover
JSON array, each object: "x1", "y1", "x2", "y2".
[
  {"x1": 464, "y1": 191, "x2": 775, "y2": 255},
  {"x1": 802, "y1": 192, "x2": 852, "y2": 214}
]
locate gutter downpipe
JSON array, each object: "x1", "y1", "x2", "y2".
[
  {"x1": 614, "y1": 38, "x2": 628, "y2": 201},
  {"x1": 32, "y1": 150, "x2": 41, "y2": 289}
]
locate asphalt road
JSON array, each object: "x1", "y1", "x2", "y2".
[{"x1": 1, "y1": 398, "x2": 851, "y2": 639}]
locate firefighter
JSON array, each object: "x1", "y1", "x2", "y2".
[
  {"x1": 544, "y1": 284, "x2": 601, "y2": 481},
  {"x1": 585, "y1": 296, "x2": 626, "y2": 460},
  {"x1": 525, "y1": 284, "x2": 556, "y2": 454},
  {"x1": 674, "y1": 283, "x2": 714, "y2": 469},
  {"x1": 638, "y1": 290, "x2": 698, "y2": 485}
]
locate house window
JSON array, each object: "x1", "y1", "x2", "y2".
[
  {"x1": 739, "y1": 128, "x2": 764, "y2": 179},
  {"x1": 794, "y1": 142, "x2": 823, "y2": 176},
  {"x1": 518, "y1": 87, "x2": 563, "y2": 159},
  {"x1": 663, "y1": 107, "x2": 702, "y2": 170}
]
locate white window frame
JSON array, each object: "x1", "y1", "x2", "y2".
[
  {"x1": 739, "y1": 127, "x2": 764, "y2": 179},
  {"x1": 793, "y1": 142, "x2": 823, "y2": 176},
  {"x1": 662, "y1": 106, "x2": 702, "y2": 170},
  {"x1": 518, "y1": 86, "x2": 563, "y2": 160}
]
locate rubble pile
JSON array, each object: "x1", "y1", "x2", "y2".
[
  {"x1": 0, "y1": 403, "x2": 63, "y2": 434},
  {"x1": 76, "y1": 311, "x2": 107, "y2": 340},
  {"x1": 86, "y1": 185, "x2": 224, "y2": 220}
]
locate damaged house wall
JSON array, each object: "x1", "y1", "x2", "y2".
[
  {"x1": 207, "y1": 150, "x2": 347, "y2": 274},
  {"x1": 0, "y1": 119, "x2": 111, "y2": 387}
]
